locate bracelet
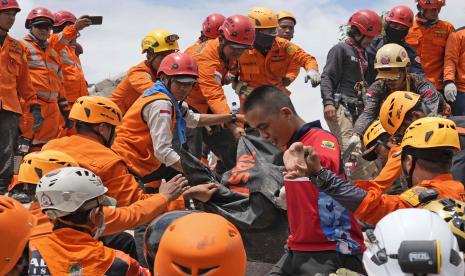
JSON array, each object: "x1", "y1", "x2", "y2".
[
  {"x1": 310, "y1": 168, "x2": 326, "y2": 178},
  {"x1": 230, "y1": 113, "x2": 237, "y2": 123}
]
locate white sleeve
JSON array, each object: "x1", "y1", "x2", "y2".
[
  {"x1": 142, "y1": 100, "x2": 180, "y2": 167},
  {"x1": 181, "y1": 102, "x2": 200, "y2": 128}
]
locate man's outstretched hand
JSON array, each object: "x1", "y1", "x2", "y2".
[{"x1": 283, "y1": 142, "x2": 322, "y2": 179}]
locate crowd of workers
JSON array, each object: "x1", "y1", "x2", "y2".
[{"x1": 1, "y1": 0, "x2": 465, "y2": 275}]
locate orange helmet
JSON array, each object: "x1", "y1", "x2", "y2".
[
  {"x1": 18, "y1": 150, "x2": 78, "y2": 185},
  {"x1": 416, "y1": 0, "x2": 446, "y2": 9},
  {"x1": 248, "y1": 7, "x2": 278, "y2": 29},
  {"x1": 379, "y1": 91, "x2": 420, "y2": 135},
  {"x1": 69, "y1": 96, "x2": 122, "y2": 126},
  {"x1": 154, "y1": 213, "x2": 246, "y2": 276},
  {"x1": 0, "y1": 196, "x2": 35, "y2": 275}
]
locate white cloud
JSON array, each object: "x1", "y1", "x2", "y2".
[{"x1": 8, "y1": 0, "x2": 465, "y2": 126}]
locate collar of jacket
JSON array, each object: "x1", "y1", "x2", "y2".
[
  {"x1": 287, "y1": 120, "x2": 322, "y2": 148},
  {"x1": 416, "y1": 13, "x2": 439, "y2": 27},
  {"x1": 28, "y1": 33, "x2": 48, "y2": 50}
]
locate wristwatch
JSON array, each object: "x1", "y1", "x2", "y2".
[
  {"x1": 310, "y1": 168, "x2": 329, "y2": 187},
  {"x1": 230, "y1": 113, "x2": 237, "y2": 123}
]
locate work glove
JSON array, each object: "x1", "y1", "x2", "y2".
[
  {"x1": 13, "y1": 136, "x2": 31, "y2": 174},
  {"x1": 233, "y1": 80, "x2": 254, "y2": 99},
  {"x1": 304, "y1": 69, "x2": 321, "y2": 87},
  {"x1": 444, "y1": 82, "x2": 458, "y2": 102},
  {"x1": 30, "y1": 104, "x2": 44, "y2": 132},
  {"x1": 58, "y1": 98, "x2": 73, "y2": 129},
  {"x1": 348, "y1": 134, "x2": 362, "y2": 151}
]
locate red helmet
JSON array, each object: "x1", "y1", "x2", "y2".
[
  {"x1": 0, "y1": 0, "x2": 20, "y2": 12},
  {"x1": 202, "y1": 13, "x2": 226, "y2": 39},
  {"x1": 157, "y1": 52, "x2": 199, "y2": 79},
  {"x1": 416, "y1": 0, "x2": 446, "y2": 9},
  {"x1": 54, "y1": 10, "x2": 76, "y2": 27},
  {"x1": 385, "y1": 5, "x2": 414, "y2": 28},
  {"x1": 219, "y1": 14, "x2": 255, "y2": 47},
  {"x1": 348, "y1": 9, "x2": 382, "y2": 37},
  {"x1": 25, "y1": 7, "x2": 54, "y2": 29}
]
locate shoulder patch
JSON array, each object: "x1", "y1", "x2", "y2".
[
  {"x1": 50, "y1": 49, "x2": 58, "y2": 58},
  {"x1": 286, "y1": 45, "x2": 297, "y2": 55},
  {"x1": 399, "y1": 186, "x2": 428, "y2": 207},
  {"x1": 321, "y1": 140, "x2": 336, "y2": 150}
]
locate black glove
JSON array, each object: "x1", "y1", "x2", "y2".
[
  {"x1": 58, "y1": 98, "x2": 73, "y2": 129},
  {"x1": 30, "y1": 104, "x2": 44, "y2": 132}
]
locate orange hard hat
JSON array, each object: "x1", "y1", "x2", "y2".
[
  {"x1": 154, "y1": 213, "x2": 246, "y2": 276},
  {"x1": 379, "y1": 91, "x2": 420, "y2": 135},
  {"x1": 69, "y1": 96, "x2": 122, "y2": 126},
  {"x1": 0, "y1": 196, "x2": 35, "y2": 275}
]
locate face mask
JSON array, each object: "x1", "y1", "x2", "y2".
[
  {"x1": 254, "y1": 31, "x2": 275, "y2": 49},
  {"x1": 92, "y1": 207, "x2": 106, "y2": 239},
  {"x1": 385, "y1": 27, "x2": 409, "y2": 43}
]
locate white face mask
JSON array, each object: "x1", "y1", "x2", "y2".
[{"x1": 92, "y1": 207, "x2": 106, "y2": 239}]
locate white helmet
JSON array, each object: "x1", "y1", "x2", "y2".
[
  {"x1": 363, "y1": 209, "x2": 464, "y2": 276},
  {"x1": 36, "y1": 167, "x2": 114, "y2": 219}
]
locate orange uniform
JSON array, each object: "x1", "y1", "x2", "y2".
[
  {"x1": 0, "y1": 35, "x2": 37, "y2": 114},
  {"x1": 29, "y1": 193, "x2": 169, "y2": 240},
  {"x1": 444, "y1": 27, "x2": 465, "y2": 92},
  {"x1": 186, "y1": 38, "x2": 233, "y2": 114},
  {"x1": 184, "y1": 39, "x2": 204, "y2": 56},
  {"x1": 58, "y1": 44, "x2": 88, "y2": 103},
  {"x1": 29, "y1": 228, "x2": 149, "y2": 275},
  {"x1": 42, "y1": 134, "x2": 151, "y2": 207},
  {"x1": 109, "y1": 60, "x2": 156, "y2": 115},
  {"x1": 405, "y1": 20, "x2": 455, "y2": 90},
  {"x1": 112, "y1": 93, "x2": 175, "y2": 179},
  {"x1": 355, "y1": 174, "x2": 465, "y2": 225},
  {"x1": 239, "y1": 37, "x2": 318, "y2": 94}
]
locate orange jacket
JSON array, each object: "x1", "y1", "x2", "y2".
[
  {"x1": 405, "y1": 20, "x2": 455, "y2": 90},
  {"x1": 354, "y1": 144, "x2": 402, "y2": 193},
  {"x1": 109, "y1": 60, "x2": 156, "y2": 115},
  {"x1": 29, "y1": 193, "x2": 169, "y2": 240},
  {"x1": 186, "y1": 38, "x2": 232, "y2": 114},
  {"x1": 29, "y1": 228, "x2": 149, "y2": 275},
  {"x1": 239, "y1": 37, "x2": 318, "y2": 94},
  {"x1": 59, "y1": 45, "x2": 88, "y2": 103},
  {"x1": 355, "y1": 174, "x2": 465, "y2": 225},
  {"x1": 184, "y1": 39, "x2": 204, "y2": 56},
  {"x1": 0, "y1": 35, "x2": 37, "y2": 114},
  {"x1": 112, "y1": 93, "x2": 175, "y2": 178},
  {"x1": 444, "y1": 27, "x2": 465, "y2": 92},
  {"x1": 42, "y1": 134, "x2": 151, "y2": 207}
]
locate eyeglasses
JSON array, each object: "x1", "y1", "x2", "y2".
[{"x1": 33, "y1": 23, "x2": 53, "y2": 30}]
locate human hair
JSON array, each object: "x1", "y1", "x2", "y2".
[
  {"x1": 242, "y1": 85, "x2": 297, "y2": 115},
  {"x1": 402, "y1": 147, "x2": 454, "y2": 174},
  {"x1": 347, "y1": 26, "x2": 361, "y2": 39}
]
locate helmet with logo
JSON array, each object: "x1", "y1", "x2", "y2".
[
  {"x1": 362, "y1": 120, "x2": 390, "y2": 161},
  {"x1": 0, "y1": 196, "x2": 35, "y2": 275},
  {"x1": 379, "y1": 91, "x2": 420, "y2": 135},
  {"x1": 202, "y1": 13, "x2": 226, "y2": 39},
  {"x1": 385, "y1": 5, "x2": 414, "y2": 28},
  {"x1": 18, "y1": 150, "x2": 78, "y2": 185},
  {"x1": 157, "y1": 52, "x2": 199, "y2": 82},
  {"x1": 69, "y1": 96, "x2": 122, "y2": 126},
  {"x1": 154, "y1": 213, "x2": 246, "y2": 276},
  {"x1": 141, "y1": 29, "x2": 180, "y2": 54},
  {"x1": 248, "y1": 6, "x2": 278, "y2": 29},
  {"x1": 375, "y1": 44, "x2": 410, "y2": 69},
  {"x1": 348, "y1": 9, "x2": 383, "y2": 37},
  {"x1": 363, "y1": 208, "x2": 464, "y2": 276},
  {"x1": 416, "y1": 0, "x2": 446, "y2": 9},
  {"x1": 53, "y1": 10, "x2": 76, "y2": 27},
  {"x1": 219, "y1": 14, "x2": 255, "y2": 47},
  {"x1": 0, "y1": 0, "x2": 20, "y2": 12},
  {"x1": 25, "y1": 7, "x2": 54, "y2": 29}
]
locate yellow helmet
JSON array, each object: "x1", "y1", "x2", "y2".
[
  {"x1": 248, "y1": 7, "x2": 278, "y2": 29},
  {"x1": 375, "y1": 43, "x2": 410, "y2": 69},
  {"x1": 69, "y1": 96, "x2": 122, "y2": 126},
  {"x1": 18, "y1": 150, "x2": 78, "y2": 185},
  {"x1": 141, "y1": 29, "x2": 180, "y2": 54},
  {"x1": 277, "y1": 11, "x2": 296, "y2": 24},
  {"x1": 363, "y1": 120, "x2": 387, "y2": 148},
  {"x1": 379, "y1": 91, "x2": 420, "y2": 135},
  {"x1": 401, "y1": 117, "x2": 460, "y2": 150},
  {"x1": 423, "y1": 198, "x2": 465, "y2": 250}
]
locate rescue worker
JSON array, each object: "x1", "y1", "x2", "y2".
[
  {"x1": 237, "y1": 7, "x2": 320, "y2": 98},
  {"x1": 52, "y1": 11, "x2": 89, "y2": 110},
  {"x1": 283, "y1": 116, "x2": 465, "y2": 225},
  {"x1": 361, "y1": 120, "x2": 391, "y2": 165},
  {"x1": 153, "y1": 212, "x2": 246, "y2": 276},
  {"x1": 185, "y1": 13, "x2": 225, "y2": 55},
  {"x1": 444, "y1": 25, "x2": 465, "y2": 115},
  {"x1": 184, "y1": 14, "x2": 254, "y2": 169},
  {"x1": 112, "y1": 52, "x2": 243, "y2": 185},
  {"x1": 29, "y1": 167, "x2": 150, "y2": 275},
  {"x1": 244, "y1": 86, "x2": 366, "y2": 275},
  {"x1": 109, "y1": 29, "x2": 179, "y2": 115},
  {"x1": 0, "y1": 195, "x2": 35, "y2": 276},
  {"x1": 405, "y1": 0, "x2": 454, "y2": 91},
  {"x1": 353, "y1": 43, "x2": 441, "y2": 137},
  {"x1": 0, "y1": 0, "x2": 41, "y2": 195},
  {"x1": 277, "y1": 11, "x2": 296, "y2": 41},
  {"x1": 366, "y1": 5, "x2": 424, "y2": 85},
  {"x1": 20, "y1": 7, "x2": 90, "y2": 151},
  {"x1": 320, "y1": 9, "x2": 382, "y2": 153}
]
